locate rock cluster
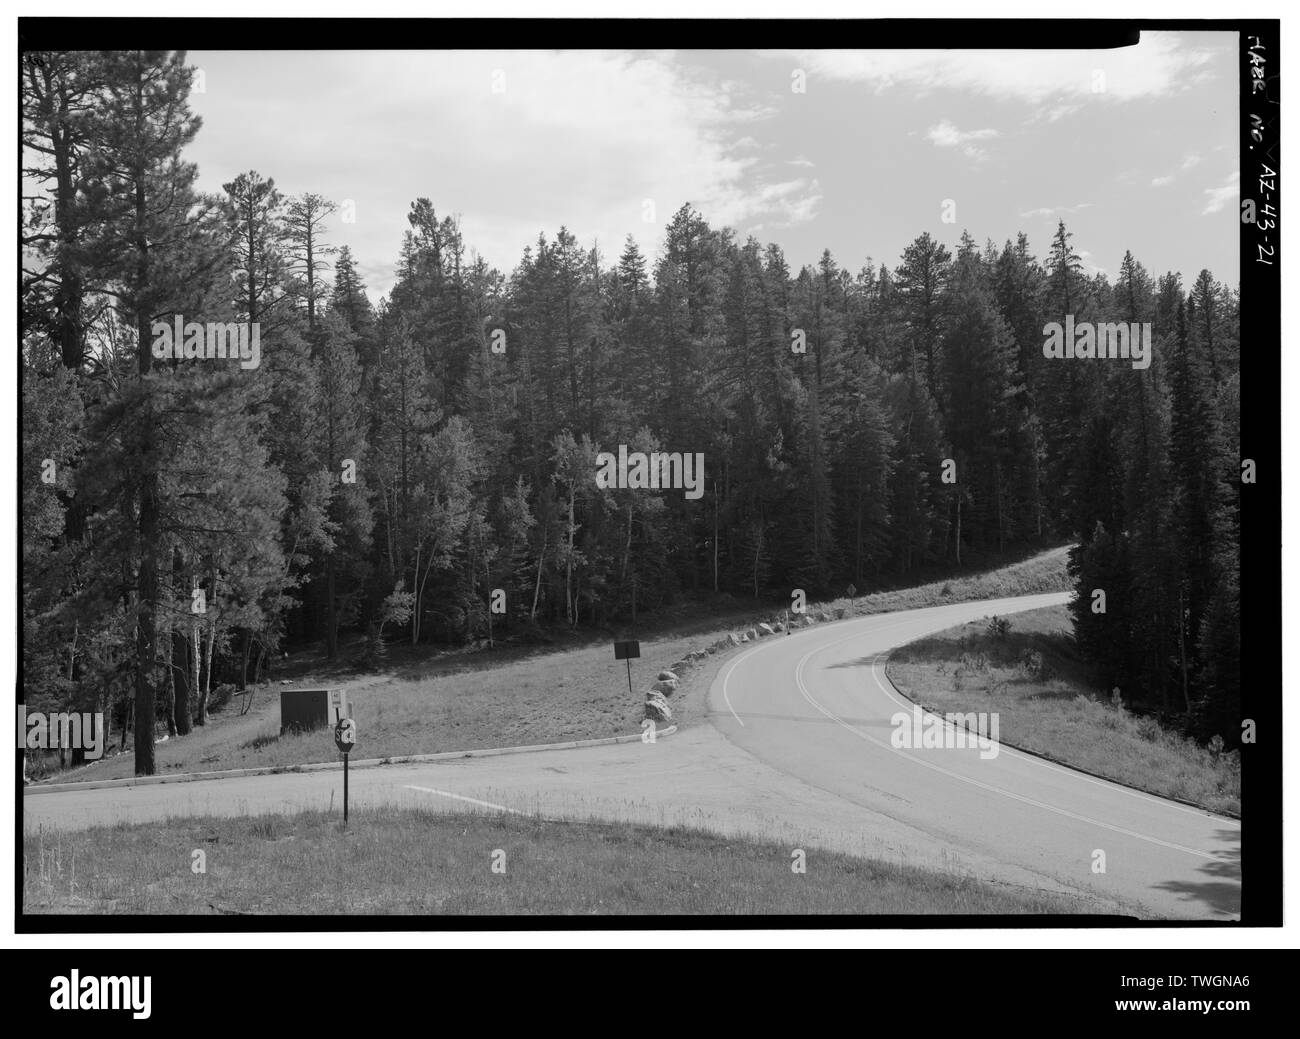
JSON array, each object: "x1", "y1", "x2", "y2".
[{"x1": 640, "y1": 599, "x2": 859, "y2": 721}]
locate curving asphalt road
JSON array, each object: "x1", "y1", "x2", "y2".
[
  {"x1": 23, "y1": 592, "x2": 1240, "y2": 919},
  {"x1": 709, "y1": 592, "x2": 1241, "y2": 920}
]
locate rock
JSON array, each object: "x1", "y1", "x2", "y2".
[
  {"x1": 738, "y1": 633, "x2": 750, "y2": 643},
  {"x1": 658, "y1": 670, "x2": 679, "y2": 683},
  {"x1": 651, "y1": 679, "x2": 678, "y2": 696},
  {"x1": 758, "y1": 623, "x2": 775, "y2": 637},
  {"x1": 801, "y1": 616, "x2": 815, "y2": 627},
  {"x1": 645, "y1": 696, "x2": 673, "y2": 723},
  {"x1": 672, "y1": 660, "x2": 690, "y2": 674},
  {"x1": 746, "y1": 628, "x2": 759, "y2": 641},
  {"x1": 726, "y1": 633, "x2": 740, "y2": 647},
  {"x1": 775, "y1": 622, "x2": 786, "y2": 633}
]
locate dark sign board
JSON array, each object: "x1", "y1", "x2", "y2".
[
  {"x1": 613, "y1": 640, "x2": 640, "y2": 660},
  {"x1": 334, "y1": 718, "x2": 357, "y2": 753}
]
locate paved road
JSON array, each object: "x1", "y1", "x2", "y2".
[
  {"x1": 710, "y1": 592, "x2": 1241, "y2": 920},
  {"x1": 23, "y1": 592, "x2": 1239, "y2": 919}
]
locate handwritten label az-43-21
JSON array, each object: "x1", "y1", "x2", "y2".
[{"x1": 1244, "y1": 36, "x2": 1277, "y2": 266}]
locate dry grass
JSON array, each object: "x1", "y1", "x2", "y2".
[
  {"x1": 825, "y1": 544, "x2": 1071, "y2": 617},
  {"x1": 886, "y1": 605, "x2": 1240, "y2": 816},
  {"x1": 23, "y1": 806, "x2": 1103, "y2": 916},
  {"x1": 39, "y1": 626, "x2": 725, "y2": 783},
  {"x1": 40, "y1": 546, "x2": 1072, "y2": 784}
]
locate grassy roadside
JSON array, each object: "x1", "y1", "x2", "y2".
[
  {"x1": 818, "y1": 543, "x2": 1070, "y2": 617},
  {"x1": 34, "y1": 624, "x2": 724, "y2": 784},
  {"x1": 23, "y1": 806, "x2": 1103, "y2": 916},
  {"x1": 885, "y1": 605, "x2": 1240, "y2": 816},
  {"x1": 38, "y1": 545, "x2": 1071, "y2": 785}
]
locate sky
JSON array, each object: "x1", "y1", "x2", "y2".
[{"x1": 186, "y1": 33, "x2": 1240, "y2": 303}]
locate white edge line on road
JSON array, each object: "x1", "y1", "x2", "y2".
[
  {"x1": 868, "y1": 655, "x2": 1240, "y2": 826},
  {"x1": 718, "y1": 592, "x2": 1068, "y2": 729},
  {"x1": 719, "y1": 608, "x2": 973, "y2": 725},
  {"x1": 791, "y1": 629, "x2": 1219, "y2": 861},
  {"x1": 404, "y1": 785, "x2": 526, "y2": 815}
]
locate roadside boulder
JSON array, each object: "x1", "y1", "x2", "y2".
[
  {"x1": 757, "y1": 623, "x2": 775, "y2": 637},
  {"x1": 645, "y1": 696, "x2": 673, "y2": 723},
  {"x1": 651, "y1": 678, "x2": 679, "y2": 696},
  {"x1": 726, "y1": 633, "x2": 740, "y2": 647},
  {"x1": 658, "y1": 670, "x2": 679, "y2": 683}
]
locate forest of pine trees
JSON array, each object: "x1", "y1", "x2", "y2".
[{"x1": 21, "y1": 51, "x2": 1241, "y2": 774}]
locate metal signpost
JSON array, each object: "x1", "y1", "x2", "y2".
[
  {"x1": 613, "y1": 639, "x2": 640, "y2": 699},
  {"x1": 333, "y1": 709, "x2": 357, "y2": 823}
]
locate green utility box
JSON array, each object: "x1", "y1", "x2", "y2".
[{"x1": 280, "y1": 687, "x2": 351, "y2": 735}]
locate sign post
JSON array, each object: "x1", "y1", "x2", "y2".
[
  {"x1": 613, "y1": 639, "x2": 640, "y2": 699},
  {"x1": 333, "y1": 714, "x2": 357, "y2": 823}
]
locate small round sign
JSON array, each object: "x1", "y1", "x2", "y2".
[{"x1": 334, "y1": 718, "x2": 357, "y2": 753}]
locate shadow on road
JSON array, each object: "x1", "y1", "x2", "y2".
[{"x1": 1151, "y1": 826, "x2": 1242, "y2": 919}]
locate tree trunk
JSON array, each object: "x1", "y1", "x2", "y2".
[
  {"x1": 54, "y1": 112, "x2": 85, "y2": 369},
  {"x1": 240, "y1": 629, "x2": 252, "y2": 690},
  {"x1": 163, "y1": 628, "x2": 177, "y2": 737},
  {"x1": 484, "y1": 550, "x2": 494, "y2": 648},
  {"x1": 173, "y1": 628, "x2": 192, "y2": 735},
  {"x1": 531, "y1": 533, "x2": 546, "y2": 622},
  {"x1": 190, "y1": 620, "x2": 203, "y2": 726},
  {"x1": 566, "y1": 491, "x2": 575, "y2": 627},
  {"x1": 618, "y1": 502, "x2": 633, "y2": 612},
  {"x1": 196, "y1": 623, "x2": 214, "y2": 725},
  {"x1": 130, "y1": 59, "x2": 158, "y2": 777}
]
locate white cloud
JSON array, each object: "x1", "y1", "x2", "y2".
[
  {"x1": 764, "y1": 32, "x2": 1217, "y2": 105},
  {"x1": 190, "y1": 50, "x2": 815, "y2": 294},
  {"x1": 926, "y1": 119, "x2": 1000, "y2": 159},
  {"x1": 1202, "y1": 170, "x2": 1240, "y2": 215},
  {"x1": 1043, "y1": 103, "x2": 1083, "y2": 123},
  {"x1": 1019, "y1": 202, "x2": 1095, "y2": 219},
  {"x1": 1149, "y1": 153, "x2": 1202, "y2": 188},
  {"x1": 1077, "y1": 249, "x2": 1108, "y2": 278}
]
